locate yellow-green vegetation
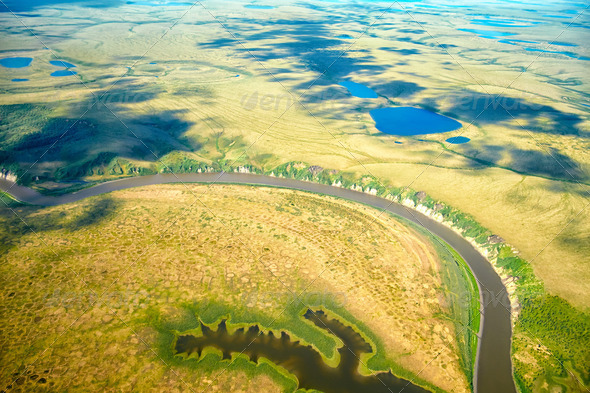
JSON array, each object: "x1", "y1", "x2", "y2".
[{"x1": 0, "y1": 184, "x2": 477, "y2": 392}]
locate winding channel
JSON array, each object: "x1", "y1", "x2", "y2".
[{"x1": 0, "y1": 173, "x2": 516, "y2": 393}]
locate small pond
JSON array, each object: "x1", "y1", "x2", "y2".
[
  {"x1": 370, "y1": 107, "x2": 462, "y2": 136},
  {"x1": 446, "y1": 136, "x2": 470, "y2": 144},
  {"x1": 51, "y1": 70, "x2": 77, "y2": 77},
  {"x1": 50, "y1": 60, "x2": 76, "y2": 68},
  {"x1": 11, "y1": 78, "x2": 29, "y2": 82},
  {"x1": 339, "y1": 81, "x2": 378, "y2": 98},
  {"x1": 0, "y1": 57, "x2": 33, "y2": 68}
]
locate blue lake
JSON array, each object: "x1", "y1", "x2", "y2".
[
  {"x1": 337, "y1": 34, "x2": 354, "y2": 39},
  {"x1": 51, "y1": 70, "x2": 77, "y2": 77},
  {"x1": 0, "y1": 57, "x2": 33, "y2": 68},
  {"x1": 339, "y1": 81, "x2": 378, "y2": 98},
  {"x1": 446, "y1": 136, "x2": 470, "y2": 144},
  {"x1": 50, "y1": 60, "x2": 76, "y2": 68},
  {"x1": 244, "y1": 4, "x2": 275, "y2": 9},
  {"x1": 12, "y1": 78, "x2": 29, "y2": 82},
  {"x1": 458, "y1": 29, "x2": 516, "y2": 39},
  {"x1": 370, "y1": 107, "x2": 462, "y2": 136}
]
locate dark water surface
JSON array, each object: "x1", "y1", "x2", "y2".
[
  {"x1": 176, "y1": 309, "x2": 430, "y2": 393},
  {"x1": 0, "y1": 173, "x2": 516, "y2": 393}
]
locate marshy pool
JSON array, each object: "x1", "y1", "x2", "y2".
[
  {"x1": 339, "y1": 81, "x2": 378, "y2": 98},
  {"x1": 175, "y1": 309, "x2": 430, "y2": 393},
  {"x1": 0, "y1": 57, "x2": 32, "y2": 68},
  {"x1": 370, "y1": 107, "x2": 462, "y2": 136}
]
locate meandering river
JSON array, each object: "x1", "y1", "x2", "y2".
[{"x1": 0, "y1": 173, "x2": 516, "y2": 393}]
